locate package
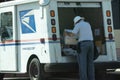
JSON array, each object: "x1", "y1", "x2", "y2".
[
  {"x1": 62, "y1": 48, "x2": 77, "y2": 56},
  {"x1": 64, "y1": 29, "x2": 78, "y2": 45}
]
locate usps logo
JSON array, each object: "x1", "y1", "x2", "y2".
[{"x1": 19, "y1": 9, "x2": 36, "y2": 34}]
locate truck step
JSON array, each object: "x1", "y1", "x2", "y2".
[{"x1": 3, "y1": 77, "x2": 29, "y2": 80}]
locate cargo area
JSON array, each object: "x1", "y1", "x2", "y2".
[{"x1": 57, "y1": 3, "x2": 106, "y2": 56}]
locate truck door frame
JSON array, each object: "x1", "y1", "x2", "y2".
[
  {"x1": 57, "y1": 1, "x2": 116, "y2": 62},
  {"x1": 0, "y1": 6, "x2": 18, "y2": 71}
]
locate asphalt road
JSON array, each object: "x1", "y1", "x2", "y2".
[
  {"x1": 4, "y1": 77, "x2": 79, "y2": 80},
  {"x1": 3, "y1": 71, "x2": 120, "y2": 80}
]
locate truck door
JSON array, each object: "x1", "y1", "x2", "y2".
[{"x1": 0, "y1": 6, "x2": 17, "y2": 71}]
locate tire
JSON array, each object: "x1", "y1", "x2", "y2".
[
  {"x1": 29, "y1": 58, "x2": 44, "y2": 80},
  {"x1": 0, "y1": 74, "x2": 4, "y2": 80}
]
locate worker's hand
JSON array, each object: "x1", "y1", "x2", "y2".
[{"x1": 65, "y1": 31, "x2": 74, "y2": 37}]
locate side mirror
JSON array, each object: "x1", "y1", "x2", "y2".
[{"x1": 39, "y1": 0, "x2": 50, "y2": 6}]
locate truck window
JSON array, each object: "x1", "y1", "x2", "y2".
[{"x1": 0, "y1": 12, "x2": 13, "y2": 42}]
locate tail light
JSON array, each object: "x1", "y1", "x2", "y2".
[
  {"x1": 107, "y1": 19, "x2": 111, "y2": 25},
  {"x1": 52, "y1": 27, "x2": 56, "y2": 33},
  {"x1": 108, "y1": 33, "x2": 113, "y2": 40},
  {"x1": 108, "y1": 26, "x2": 112, "y2": 32},
  {"x1": 106, "y1": 10, "x2": 111, "y2": 17},
  {"x1": 50, "y1": 10, "x2": 55, "y2": 17},
  {"x1": 52, "y1": 34, "x2": 57, "y2": 41},
  {"x1": 51, "y1": 19, "x2": 56, "y2": 25}
]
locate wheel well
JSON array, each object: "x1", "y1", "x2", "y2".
[{"x1": 27, "y1": 54, "x2": 39, "y2": 72}]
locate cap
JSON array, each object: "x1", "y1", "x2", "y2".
[{"x1": 73, "y1": 16, "x2": 84, "y2": 24}]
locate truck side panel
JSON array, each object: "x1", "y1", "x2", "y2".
[{"x1": 17, "y1": 2, "x2": 53, "y2": 72}]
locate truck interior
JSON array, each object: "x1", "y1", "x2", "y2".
[{"x1": 57, "y1": 3, "x2": 106, "y2": 56}]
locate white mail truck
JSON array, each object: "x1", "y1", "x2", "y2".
[{"x1": 0, "y1": 0, "x2": 119, "y2": 80}]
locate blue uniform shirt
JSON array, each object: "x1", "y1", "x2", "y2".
[{"x1": 72, "y1": 20, "x2": 93, "y2": 42}]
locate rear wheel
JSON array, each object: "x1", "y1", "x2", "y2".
[{"x1": 29, "y1": 58, "x2": 44, "y2": 80}]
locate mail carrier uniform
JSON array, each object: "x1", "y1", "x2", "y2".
[{"x1": 72, "y1": 16, "x2": 95, "y2": 80}]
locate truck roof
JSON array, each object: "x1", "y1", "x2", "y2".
[
  {"x1": 0, "y1": 0, "x2": 38, "y2": 8},
  {"x1": 0, "y1": 0, "x2": 111, "y2": 8}
]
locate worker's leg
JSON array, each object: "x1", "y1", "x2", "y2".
[
  {"x1": 87, "y1": 42, "x2": 95, "y2": 80},
  {"x1": 77, "y1": 42, "x2": 88, "y2": 80}
]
